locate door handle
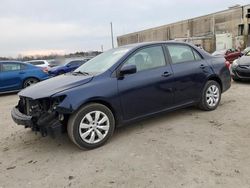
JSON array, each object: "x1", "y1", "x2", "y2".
[
  {"x1": 162, "y1": 72, "x2": 172, "y2": 77},
  {"x1": 200, "y1": 64, "x2": 206, "y2": 69},
  {"x1": 19, "y1": 71, "x2": 25, "y2": 74}
]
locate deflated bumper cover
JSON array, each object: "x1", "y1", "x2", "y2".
[
  {"x1": 11, "y1": 106, "x2": 62, "y2": 137},
  {"x1": 11, "y1": 107, "x2": 33, "y2": 127}
]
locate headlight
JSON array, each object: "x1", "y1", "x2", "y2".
[{"x1": 232, "y1": 60, "x2": 238, "y2": 68}]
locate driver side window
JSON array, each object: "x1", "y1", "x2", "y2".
[{"x1": 123, "y1": 46, "x2": 166, "y2": 72}]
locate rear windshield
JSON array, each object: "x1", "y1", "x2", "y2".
[{"x1": 27, "y1": 61, "x2": 44, "y2": 65}]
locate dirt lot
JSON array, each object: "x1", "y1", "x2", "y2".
[{"x1": 0, "y1": 82, "x2": 250, "y2": 188}]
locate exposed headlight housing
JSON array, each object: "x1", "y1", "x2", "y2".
[{"x1": 51, "y1": 95, "x2": 66, "y2": 110}]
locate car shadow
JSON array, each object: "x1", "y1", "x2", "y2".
[
  {"x1": 36, "y1": 107, "x2": 201, "y2": 153},
  {"x1": 0, "y1": 91, "x2": 18, "y2": 97},
  {"x1": 113, "y1": 106, "x2": 200, "y2": 136},
  {"x1": 232, "y1": 80, "x2": 250, "y2": 85},
  {"x1": 6, "y1": 106, "x2": 204, "y2": 154}
]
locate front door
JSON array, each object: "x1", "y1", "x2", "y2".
[{"x1": 118, "y1": 45, "x2": 175, "y2": 121}]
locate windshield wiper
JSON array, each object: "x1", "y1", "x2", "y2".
[{"x1": 72, "y1": 71, "x2": 90, "y2": 76}]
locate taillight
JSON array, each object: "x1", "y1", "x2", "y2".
[
  {"x1": 41, "y1": 67, "x2": 48, "y2": 73},
  {"x1": 225, "y1": 61, "x2": 230, "y2": 69}
]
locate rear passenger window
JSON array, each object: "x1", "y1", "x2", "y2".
[
  {"x1": 167, "y1": 44, "x2": 202, "y2": 64},
  {"x1": 29, "y1": 61, "x2": 44, "y2": 65},
  {"x1": 2, "y1": 63, "x2": 22, "y2": 72},
  {"x1": 68, "y1": 60, "x2": 84, "y2": 66}
]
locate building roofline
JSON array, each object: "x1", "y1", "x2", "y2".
[{"x1": 117, "y1": 4, "x2": 250, "y2": 38}]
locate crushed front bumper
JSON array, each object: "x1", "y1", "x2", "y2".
[
  {"x1": 11, "y1": 106, "x2": 62, "y2": 137},
  {"x1": 11, "y1": 107, "x2": 33, "y2": 127}
]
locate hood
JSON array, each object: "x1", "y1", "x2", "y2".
[
  {"x1": 19, "y1": 74, "x2": 93, "y2": 99},
  {"x1": 237, "y1": 56, "x2": 250, "y2": 65}
]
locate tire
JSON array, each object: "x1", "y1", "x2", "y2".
[
  {"x1": 198, "y1": 80, "x2": 221, "y2": 111},
  {"x1": 67, "y1": 103, "x2": 115, "y2": 149},
  {"x1": 23, "y1": 78, "x2": 39, "y2": 88}
]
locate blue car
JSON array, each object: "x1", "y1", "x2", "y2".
[
  {"x1": 0, "y1": 61, "x2": 49, "y2": 93},
  {"x1": 48, "y1": 59, "x2": 88, "y2": 76},
  {"x1": 11, "y1": 42, "x2": 231, "y2": 149}
]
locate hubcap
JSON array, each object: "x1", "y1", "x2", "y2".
[
  {"x1": 79, "y1": 111, "x2": 110, "y2": 144},
  {"x1": 206, "y1": 85, "x2": 220, "y2": 107}
]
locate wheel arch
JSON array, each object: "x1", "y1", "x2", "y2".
[
  {"x1": 207, "y1": 75, "x2": 223, "y2": 91},
  {"x1": 22, "y1": 77, "x2": 40, "y2": 88},
  {"x1": 75, "y1": 98, "x2": 121, "y2": 126}
]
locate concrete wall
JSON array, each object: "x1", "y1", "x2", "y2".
[{"x1": 117, "y1": 5, "x2": 250, "y2": 53}]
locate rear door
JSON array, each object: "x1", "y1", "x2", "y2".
[
  {"x1": 0, "y1": 62, "x2": 24, "y2": 92},
  {"x1": 165, "y1": 44, "x2": 211, "y2": 105},
  {"x1": 118, "y1": 45, "x2": 175, "y2": 121}
]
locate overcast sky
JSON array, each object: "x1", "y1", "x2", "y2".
[{"x1": 0, "y1": 0, "x2": 248, "y2": 57}]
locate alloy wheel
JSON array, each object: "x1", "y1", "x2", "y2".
[
  {"x1": 206, "y1": 85, "x2": 220, "y2": 107},
  {"x1": 78, "y1": 111, "x2": 110, "y2": 144}
]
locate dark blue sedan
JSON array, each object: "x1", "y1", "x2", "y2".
[
  {"x1": 48, "y1": 59, "x2": 88, "y2": 76},
  {"x1": 11, "y1": 42, "x2": 231, "y2": 149},
  {"x1": 0, "y1": 61, "x2": 49, "y2": 93}
]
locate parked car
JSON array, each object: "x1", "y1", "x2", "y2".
[
  {"x1": 230, "y1": 51, "x2": 250, "y2": 81},
  {"x1": 11, "y1": 42, "x2": 231, "y2": 149},
  {"x1": 48, "y1": 59, "x2": 63, "y2": 68},
  {"x1": 242, "y1": 47, "x2": 250, "y2": 54},
  {"x1": 48, "y1": 59, "x2": 88, "y2": 76},
  {"x1": 0, "y1": 61, "x2": 49, "y2": 93},
  {"x1": 212, "y1": 48, "x2": 242, "y2": 63},
  {"x1": 25, "y1": 60, "x2": 51, "y2": 72}
]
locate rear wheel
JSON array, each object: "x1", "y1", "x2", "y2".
[
  {"x1": 23, "y1": 78, "x2": 39, "y2": 88},
  {"x1": 67, "y1": 103, "x2": 115, "y2": 149},
  {"x1": 198, "y1": 80, "x2": 221, "y2": 111}
]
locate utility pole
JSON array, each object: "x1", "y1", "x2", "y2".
[{"x1": 110, "y1": 22, "x2": 114, "y2": 48}]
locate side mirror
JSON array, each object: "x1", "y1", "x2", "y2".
[{"x1": 120, "y1": 64, "x2": 137, "y2": 76}]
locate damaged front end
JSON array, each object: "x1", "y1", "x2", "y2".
[{"x1": 11, "y1": 96, "x2": 67, "y2": 137}]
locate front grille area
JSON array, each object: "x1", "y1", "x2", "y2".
[
  {"x1": 19, "y1": 97, "x2": 35, "y2": 115},
  {"x1": 237, "y1": 70, "x2": 250, "y2": 77},
  {"x1": 239, "y1": 65, "x2": 250, "y2": 69},
  {"x1": 19, "y1": 97, "x2": 47, "y2": 117}
]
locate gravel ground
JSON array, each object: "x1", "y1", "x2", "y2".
[{"x1": 0, "y1": 81, "x2": 250, "y2": 188}]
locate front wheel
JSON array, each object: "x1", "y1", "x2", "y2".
[
  {"x1": 198, "y1": 80, "x2": 221, "y2": 111},
  {"x1": 67, "y1": 103, "x2": 115, "y2": 149}
]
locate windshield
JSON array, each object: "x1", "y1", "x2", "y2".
[{"x1": 74, "y1": 47, "x2": 130, "y2": 74}]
